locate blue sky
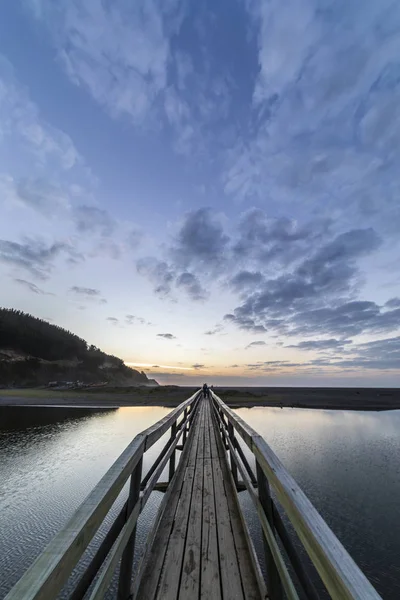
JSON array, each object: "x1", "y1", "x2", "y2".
[{"x1": 1, "y1": 0, "x2": 400, "y2": 386}]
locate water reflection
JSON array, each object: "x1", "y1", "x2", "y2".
[
  {"x1": 235, "y1": 407, "x2": 400, "y2": 599},
  {"x1": 0, "y1": 405, "x2": 171, "y2": 598},
  {"x1": 1, "y1": 406, "x2": 399, "y2": 599}
]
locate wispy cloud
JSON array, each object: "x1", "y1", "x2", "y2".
[
  {"x1": 0, "y1": 238, "x2": 80, "y2": 280},
  {"x1": 28, "y1": 0, "x2": 180, "y2": 125},
  {"x1": 69, "y1": 286, "x2": 107, "y2": 304},
  {"x1": 74, "y1": 206, "x2": 116, "y2": 237},
  {"x1": 0, "y1": 175, "x2": 70, "y2": 216},
  {"x1": 106, "y1": 317, "x2": 119, "y2": 325},
  {"x1": 14, "y1": 278, "x2": 53, "y2": 295},
  {"x1": 246, "y1": 341, "x2": 267, "y2": 349},
  {"x1": 125, "y1": 314, "x2": 148, "y2": 326},
  {"x1": 0, "y1": 54, "x2": 82, "y2": 170},
  {"x1": 225, "y1": 0, "x2": 400, "y2": 236},
  {"x1": 157, "y1": 333, "x2": 177, "y2": 340}
]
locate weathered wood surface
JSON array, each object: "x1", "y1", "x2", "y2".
[
  {"x1": 135, "y1": 397, "x2": 263, "y2": 600},
  {"x1": 210, "y1": 391, "x2": 382, "y2": 600}
]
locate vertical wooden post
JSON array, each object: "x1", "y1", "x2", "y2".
[
  {"x1": 169, "y1": 421, "x2": 177, "y2": 481},
  {"x1": 118, "y1": 457, "x2": 143, "y2": 600},
  {"x1": 228, "y1": 421, "x2": 238, "y2": 487},
  {"x1": 256, "y1": 461, "x2": 282, "y2": 600},
  {"x1": 182, "y1": 408, "x2": 188, "y2": 446},
  {"x1": 219, "y1": 408, "x2": 223, "y2": 432}
]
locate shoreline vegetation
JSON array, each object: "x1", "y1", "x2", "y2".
[{"x1": 1, "y1": 386, "x2": 400, "y2": 411}]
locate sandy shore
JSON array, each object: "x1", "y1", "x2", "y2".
[{"x1": 1, "y1": 386, "x2": 400, "y2": 411}]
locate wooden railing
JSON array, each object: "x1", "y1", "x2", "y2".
[
  {"x1": 5, "y1": 391, "x2": 201, "y2": 600},
  {"x1": 210, "y1": 391, "x2": 382, "y2": 600}
]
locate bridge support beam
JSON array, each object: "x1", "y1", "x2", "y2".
[
  {"x1": 118, "y1": 457, "x2": 143, "y2": 600},
  {"x1": 256, "y1": 461, "x2": 283, "y2": 600}
]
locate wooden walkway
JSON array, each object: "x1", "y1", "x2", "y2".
[
  {"x1": 5, "y1": 390, "x2": 382, "y2": 600},
  {"x1": 135, "y1": 397, "x2": 264, "y2": 600}
]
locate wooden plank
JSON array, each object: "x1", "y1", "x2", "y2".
[
  {"x1": 203, "y1": 405, "x2": 211, "y2": 459},
  {"x1": 201, "y1": 457, "x2": 221, "y2": 600},
  {"x1": 209, "y1": 400, "x2": 225, "y2": 458},
  {"x1": 179, "y1": 445, "x2": 204, "y2": 600},
  {"x1": 211, "y1": 457, "x2": 244, "y2": 600},
  {"x1": 209, "y1": 420, "x2": 264, "y2": 600},
  {"x1": 4, "y1": 434, "x2": 146, "y2": 600},
  {"x1": 134, "y1": 409, "x2": 202, "y2": 600},
  {"x1": 155, "y1": 465, "x2": 196, "y2": 599},
  {"x1": 190, "y1": 402, "x2": 204, "y2": 467},
  {"x1": 153, "y1": 406, "x2": 204, "y2": 599}
]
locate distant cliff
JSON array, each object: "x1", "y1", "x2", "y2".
[{"x1": 0, "y1": 308, "x2": 158, "y2": 387}]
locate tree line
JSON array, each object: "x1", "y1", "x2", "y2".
[{"x1": 0, "y1": 308, "x2": 140, "y2": 376}]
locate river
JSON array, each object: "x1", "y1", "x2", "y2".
[{"x1": 0, "y1": 405, "x2": 399, "y2": 598}]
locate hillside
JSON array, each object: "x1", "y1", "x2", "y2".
[{"x1": 0, "y1": 308, "x2": 157, "y2": 388}]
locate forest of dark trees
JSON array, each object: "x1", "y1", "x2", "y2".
[{"x1": 0, "y1": 308, "x2": 150, "y2": 386}]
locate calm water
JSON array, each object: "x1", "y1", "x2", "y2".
[{"x1": 0, "y1": 405, "x2": 399, "y2": 598}]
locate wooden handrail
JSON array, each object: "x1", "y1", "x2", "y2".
[
  {"x1": 5, "y1": 390, "x2": 201, "y2": 600},
  {"x1": 210, "y1": 391, "x2": 382, "y2": 600}
]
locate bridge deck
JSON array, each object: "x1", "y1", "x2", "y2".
[{"x1": 136, "y1": 397, "x2": 264, "y2": 600}]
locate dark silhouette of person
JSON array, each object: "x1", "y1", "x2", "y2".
[{"x1": 203, "y1": 383, "x2": 209, "y2": 398}]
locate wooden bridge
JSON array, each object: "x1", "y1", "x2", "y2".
[{"x1": 6, "y1": 391, "x2": 382, "y2": 600}]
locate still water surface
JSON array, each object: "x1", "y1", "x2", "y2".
[{"x1": 0, "y1": 405, "x2": 399, "y2": 598}]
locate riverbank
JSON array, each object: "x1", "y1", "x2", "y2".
[{"x1": 1, "y1": 386, "x2": 400, "y2": 410}]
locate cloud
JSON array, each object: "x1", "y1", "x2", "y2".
[
  {"x1": 246, "y1": 341, "x2": 267, "y2": 349},
  {"x1": 137, "y1": 256, "x2": 207, "y2": 302},
  {"x1": 69, "y1": 286, "x2": 107, "y2": 304},
  {"x1": 0, "y1": 238, "x2": 79, "y2": 280},
  {"x1": 137, "y1": 258, "x2": 176, "y2": 297},
  {"x1": 205, "y1": 325, "x2": 224, "y2": 335},
  {"x1": 137, "y1": 209, "x2": 229, "y2": 300},
  {"x1": 157, "y1": 333, "x2": 176, "y2": 340},
  {"x1": 233, "y1": 210, "x2": 331, "y2": 269},
  {"x1": 192, "y1": 363, "x2": 205, "y2": 369},
  {"x1": 70, "y1": 286, "x2": 101, "y2": 297},
  {"x1": 74, "y1": 206, "x2": 115, "y2": 236},
  {"x1": 248, "y1": 336, "x2": 400, "y2": 372},
  {"x1": 171, "y1": 208, "x2": 229, "y2": 269},
  {"x1": 176, "y1": 272, "x2": 207, "y2": 301},
  {"x1": 291, "y1": 301, "x2": 400, "y2": 338},
  {"x1": 286, "y1": 339, "x2": 352, "y2": 351},
  {"x1": 106, "y1": 317, "x2": 119, "y2": 325},
  {"x1": 245, "y1": 361, "x2": 305, "y2": 371},
  {"x1": 224, "y1": 0, "x2": 400, "y2": 235},
  {"x1": 0, "y1": 54, "x2": 81, "y2": 170},
  {"x1": 125, "y1": 314, "x2": 147, "y2": 326},
  {"x1": 339, "y1": 336, "x2": 400, "y2": 370},
  {"x1": 226, "y1": 228, "x2": 382, "y2": 335},
  {"x1": 14, "y1": 278, "x2": 53, "y2": 295},
  {"x1": 0, "y1": 175, "x2": 70, "y2": 216},
  {"x1": 229, "y1": 270, "x2": 264, "y2": 293},
  {"x1": 385, "y1": 298, "x2": 400, "y2": 309},
  {"x1": 28, "y1": 0, "x2": 181, "y2": 125},
  {"x1": 127, "y1": 229, "x2": 144, "y2": 249}
]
